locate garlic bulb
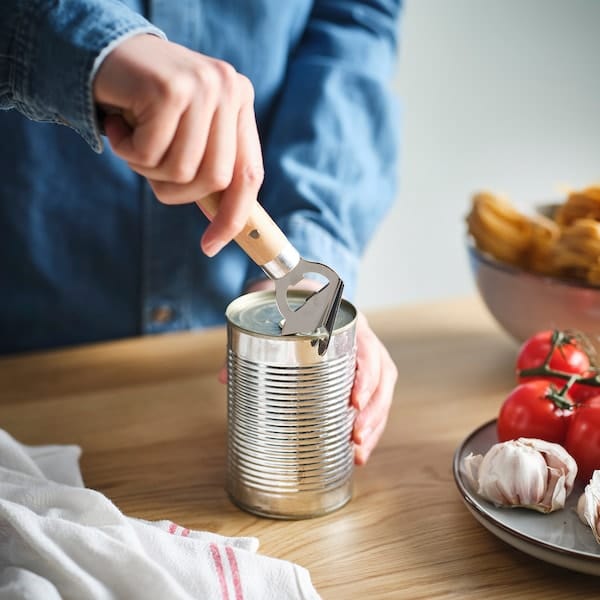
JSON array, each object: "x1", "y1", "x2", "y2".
[
  {"x1": 462, "y1": 438, "x2": 577, "y2": 513},
  {"x1": 577, "y1": 470, "x2": 600, "y2": 543}
]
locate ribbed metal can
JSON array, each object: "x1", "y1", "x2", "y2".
[{"x1": 225, "y1": 289, "x2": 357, "y2": 519}]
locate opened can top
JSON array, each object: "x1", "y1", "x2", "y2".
[{"x1": 226, "y1": 289, "x2": 356, "y2": 338}]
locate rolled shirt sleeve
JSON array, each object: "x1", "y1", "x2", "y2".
[
  {"x1": 0, "y1": 0, "x2": 165, "y2": 152},
  {"x1": 248, "y1": 0, "x2": 403, "y2": 299}
]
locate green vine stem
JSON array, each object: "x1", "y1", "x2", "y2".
[
  {"x1": 546, "y1": 382, "x2": 576, "y2": 410},
  {"x1": 519, "y1": 366, "x2": 600, "y2": 386},
  {"x1": 517, "y1": 329, "x2": 600, "y2": 388}
]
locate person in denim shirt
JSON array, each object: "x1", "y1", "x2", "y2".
[{"x1": 0, "y1": 0, "x2": 401, "y2": 464}]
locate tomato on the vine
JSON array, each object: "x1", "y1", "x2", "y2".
[
  {"x1": 516, "y1": 330, "x2": 591, "y2": 388},
  {"x1": 565, "y1": 397, "x2": 600, "y2": 482},
  {"x1": 497, "y1": 379, "x2": 574, "y2": 445},
  {"x1": 497, "y1": 329, "x2": 600, "y2": 482}
]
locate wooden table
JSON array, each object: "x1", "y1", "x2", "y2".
[{"x1": 1, "y1": 296, "x2": 598, "y2": 599}]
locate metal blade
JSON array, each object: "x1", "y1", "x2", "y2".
[
  {"x1": 317, "y1": 278, "x2": 344, "y2": 355},
  {"x1": 274, "y1": 258, "x2": 344, "y2": 355}
]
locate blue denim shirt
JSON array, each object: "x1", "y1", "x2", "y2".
[{"x1": 0, "y1": 0, "x2": 401, "y2": 354}]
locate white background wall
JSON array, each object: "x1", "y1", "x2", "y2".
[{"x1": 356, "y1": 0, "x2": 600, "y2": 309}]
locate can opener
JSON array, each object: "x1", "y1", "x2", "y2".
[{"x1": 199, "y1": 193, "x2": 343, "y2": 355}]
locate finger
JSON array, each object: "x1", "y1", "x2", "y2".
[
  {"x1": 218, "y1": 364, "x2": 227, "y2": 384},
  {"x1": 351, "y1": 314, "x2": 381, "y2": 411},
  {"x1": 352, "y1": 371, "x2": 391, "y2": 446},
  {"x1": 109, "y1": 106, "x2": 183, "y2": 168},
  {"x1": 354, "y1": 417, "x2": 388, "y2": 466},
  {"x1": 201, "y1": 97, "x2": 264, "y2": 256},
  {"x1": 352, "y1": 344, "x2": 397, "y2": 458},
  {"x1": 149, "y1": 102, "x2": 238, "y2": 206},
  {"x1": 127, "y1": 96, "x2": 214, "y2": 184}
]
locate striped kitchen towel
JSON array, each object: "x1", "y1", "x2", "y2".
[{"x1": 0, "y1": 429, "x2": 321, "y2": 600}]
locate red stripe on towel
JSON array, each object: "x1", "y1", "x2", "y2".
[
  {"x1": 226, "y1": 546, "x2": 244, "y2": 600},
  {"x1": 210, "y1": 543, "x2": 230, "y2": 600},
  {"x1": 181, "y1": 528, "x2": 190, "y2": 537},
  {"x1": 168, "y1": 522, "x2": 177, "y2": 534}
]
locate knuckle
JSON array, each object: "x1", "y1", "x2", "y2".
[
  {"x1": 156, "y1": 73, "x2": 193, "y2": 109},
  {"x1": 239, "y1": 162, "x2": 264, "y2": 188},
  {"x1": 237, "y1": 74, "x2": 255, "y2": 102},
  {"x1": 171, "y1": 161, "x2": 198, "y2": 184},
  {"x1": 203, "y1": 60, "x2": 239, "y2": 98},
  {"x1": 205, "y1": 169, "x2": 232, "y2": 192},
  {"x1": 193, "y1": 61, "x2": 218, "y2": 91},
  {"x1": 215, "y1": 60, "x2": 238, "y2": 85}
]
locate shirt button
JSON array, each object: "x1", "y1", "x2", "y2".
[{"x1": 150, "y1": 305, "x2": 174, "y2": 324}]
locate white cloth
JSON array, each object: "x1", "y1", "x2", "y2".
[{"x1": 0, "y1": 430, "x2": 321, "y2": 600}]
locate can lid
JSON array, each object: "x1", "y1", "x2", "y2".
[{"x1": 226, "y1": 290, "x2": 356, "y2": 337}]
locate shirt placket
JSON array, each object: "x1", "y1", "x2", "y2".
[{"x1": 141, "y1": 0, "x2": 202, "y2": 334}]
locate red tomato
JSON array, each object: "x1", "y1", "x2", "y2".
[
  {"x1": 569, "y1": 376, "x2": 600, "y2": 404},
  {"x1": 497, "y1": 380, "x2": 574, "y2": 444},
  {"x1": 516, "y1": 330, "x2": 591, "y2": 390},
  {"x1": 565, "y1": 397, "x2": 600, "y2": 482}
]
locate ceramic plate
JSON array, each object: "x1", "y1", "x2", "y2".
[{"x1": 453, "y1": 420, "x2": 600, "y2": 575}]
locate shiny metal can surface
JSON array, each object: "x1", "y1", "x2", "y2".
[{"x1": 225, "y1": 289, "x2": 357, "y2": 519}]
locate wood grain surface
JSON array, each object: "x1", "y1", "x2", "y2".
[{"x1": 1, "y1": 297, "x2": 598, "y2": 599}]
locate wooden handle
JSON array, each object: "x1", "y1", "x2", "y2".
[{"x1": 197, "y1": 193, "x2": 289, "y2": 266}]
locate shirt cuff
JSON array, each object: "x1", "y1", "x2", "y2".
[
  {"x1": 243, "y1": 214, "x2": 359, "y2": 301},
  {"x1": 14, "y1": 2, "x2": 165, "y2": 152}
]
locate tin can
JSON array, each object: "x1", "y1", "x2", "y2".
[{"x1": 225, "y1": 289, "x2": 357, "y2": 519}]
